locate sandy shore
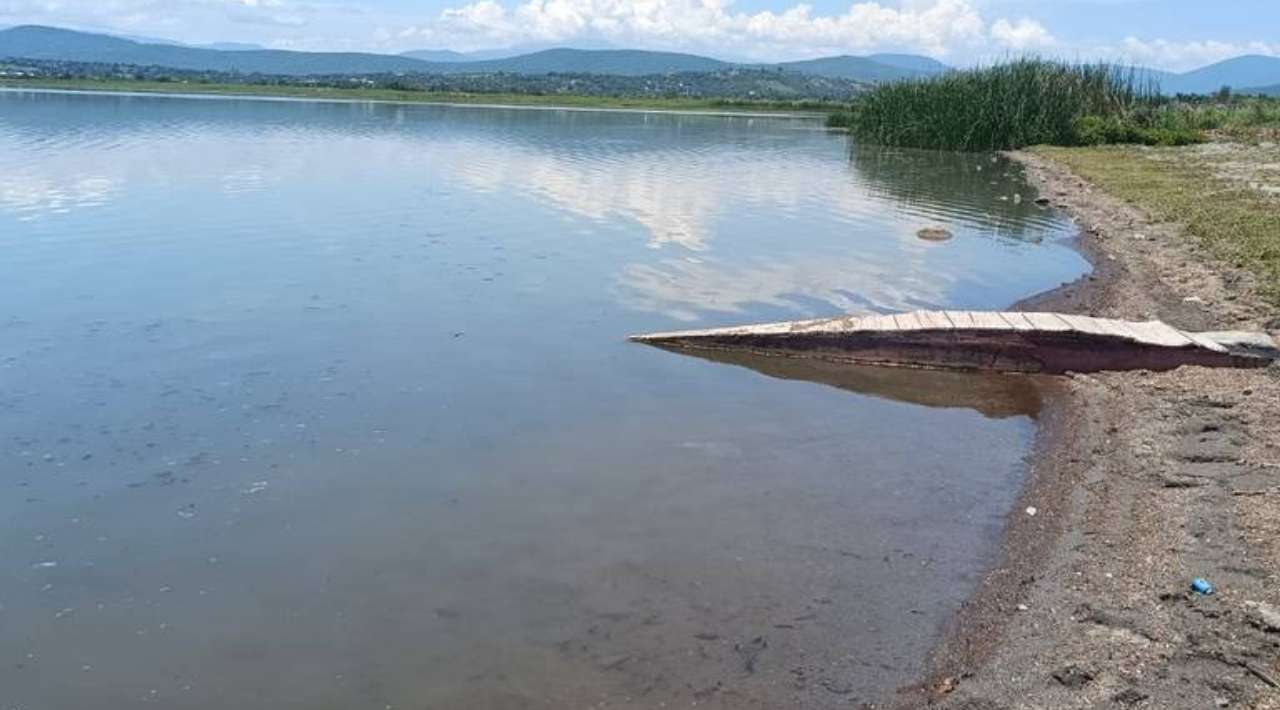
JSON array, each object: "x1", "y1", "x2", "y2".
[{"x1": 891, "y1": 149, "x2": 1280, "y2": 709}]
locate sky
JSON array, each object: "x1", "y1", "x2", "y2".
[{"x1": 2, "y1": 0, "x2": 1278, "y2": 70}]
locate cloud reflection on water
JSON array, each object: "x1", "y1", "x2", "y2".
[
  {"x1": 0, "y1": 173, "x2": 119, "y2": 220},
  {"x1": 0, "y1": 93, "x2": 1080, "y2": 325}
]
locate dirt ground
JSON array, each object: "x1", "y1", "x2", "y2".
[{"x1": 889, "y1": 149, "x2": 1280, "y2": 709}]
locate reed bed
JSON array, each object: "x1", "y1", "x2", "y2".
[{"x1": 830, "y1": 60, "x2": 1200, "y2": 151}]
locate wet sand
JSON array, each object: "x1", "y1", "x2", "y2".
[{"x1": 896, "y1": 150, "x2": 1280, "y2": 709}]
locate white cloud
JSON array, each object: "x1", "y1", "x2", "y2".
[
  {"x1": 4, "y1": 0, "x2": 1279, "y2": 70},
  {"x1": 403, "y1": 0, "x2": 995, "y2": 59},
  {"x1": 989, "y1": 17, "x2": 1053, "y2": 51},
  {"x1": 1115, "y1": 36, "x2": 1280, "y2": 71}
]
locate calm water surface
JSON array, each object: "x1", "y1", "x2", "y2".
[{"x1": 0, "y1": 90, "x2": 1087, "y2": 709}]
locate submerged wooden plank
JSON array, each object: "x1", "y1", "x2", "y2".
[
  {"x1": 893, "y1": 312, "x2": 924, "y2": 330},
  {"x1": 630, "y1": 310, "x2": 1278, "y2": 374},
  {"x1": 1022, "y1": 312, "x2": 1073, "y2": 332},
  {"x1": 999, "y1": 312, "x2": 1036, "y2": 331},
  {"x1": 1058, "y1": 314, "x2": 1113, "y2": 337},
  {"x1": 1181, "y1": 330, "x2": 1230, "y2": 353},
  {"x1": 946, "y1": 311, "x2": 975, "y2": 328},
  {"x1": 969, "y1": 311, "x2": 1015, "y2": 330},
  {"x1": 915, "y1": 310, "x2": 954, "y2": 330},
  {"x1": 792, "y1": 317, "x2": 845, "y2": 334},
  {"x1": 857, "y1": 314, "x2": 900, "y2": 332},
  {"x1": 1124, "y1": 320, "x2": 1195, "y2": 348},
  {"x1": 1093, "y1": 318, "x2": 1141, "y2": 341}
]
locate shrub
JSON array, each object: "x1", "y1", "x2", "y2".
[{"x1": 1072, "y1": 116, "x2": 1203, "y2": 147}]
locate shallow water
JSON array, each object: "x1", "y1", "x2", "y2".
[{"x1": 0, "y1": 90, "x2": 1087, "y2": 709}]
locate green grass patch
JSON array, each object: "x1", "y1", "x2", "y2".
[
  {"x1": 1035, "y1": 145, "x2": 1280, "y2": 305},
  {"x1": 828, "y1": 59, "x2": 1280, "y2": 151}
]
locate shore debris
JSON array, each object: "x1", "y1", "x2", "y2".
[
  {"x1": 1191, "y1": 578, "x2": 1216, "y2": 595},
  {"x1": 598, "y1": 654, "x2": 632, "y2": 671},
  {"x1": 1243, "y1": 661, "x2": 1280, "y2": 690}
]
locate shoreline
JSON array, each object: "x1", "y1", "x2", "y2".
[
  {"x1": 0, "y1": 82, "x2": 831, "y2": 119},
  {"x1": 896, "y1": 149, "x2": 1280, "y2": 708}
]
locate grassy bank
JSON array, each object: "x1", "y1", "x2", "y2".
[
  {"x1": 830, "y1": 60, "x2": 1280, "y2": 151},
  {"x1": 0, "y1": 77, "x2": 836, "y2": 114},
  {"x1": 1035, "y1": 145, "x2": 1280, "y2": 305}
]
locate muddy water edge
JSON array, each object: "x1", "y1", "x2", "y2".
[{"x1": 897, "y1": 150, "x2": 1280, "y2": 709}]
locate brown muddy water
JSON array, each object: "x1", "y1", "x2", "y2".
[{"x1": 0, "y1": 89, "x2": 1087, "y2": 709}]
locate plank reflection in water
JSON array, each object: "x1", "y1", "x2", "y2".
[{"x1": 649, "y1": 345, "x2": 1046, "y2": 419}]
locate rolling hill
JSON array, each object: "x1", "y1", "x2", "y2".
[
  {"x1": 0, "y1": 25, "x2": 434, "y2": 75},
  {"x1": 1, "y1": 25, "x2": 937, "y2": 83},
  {"x1": 400, "y1": 49, "x2": 470, "y2": 62},
  {"x1": 7, "y1": 24, "x2": 1275, "y2": 92},
  {"x1": 775, "y1": 55, "x2": 942, "y2": 81},
  {"x1": 865, "y1": 53, "x2": 951, "y2": 75},
  {"x1": 200, "y1": 42, "x2": 266, "y2": 52},
  {"x1": 1158, "y1": 55, "x2": 1280, "y2": 94},
  {"x1": 437, "y1": 48, "x2": 733, "y2": 75}
]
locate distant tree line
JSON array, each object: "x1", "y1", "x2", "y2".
[{"x1": 0, "y1": 58, "x2": 866, "y2": 102}]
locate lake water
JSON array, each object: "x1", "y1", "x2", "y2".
[{"x1": 0, "y1": 90, "x2": 1087, "y2": 709}]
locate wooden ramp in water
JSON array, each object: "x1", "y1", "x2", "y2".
[{"x1": 630, "y1": 310, "x2": 1279, "y2": 374}]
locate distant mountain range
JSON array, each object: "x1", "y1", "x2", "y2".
[
  {"x1": 2, "y1": 25, "x2": 1279, "y2": 93},
  {"x1": 399, "y1": 49, "x2": 470, "y2": 63},
  {"x1": 0, "y1": 25, "x2": 945, "y2": 83},
  {"x1": 400, "y1": 44, "x2": 610, "y2": 63},
  {"x1": 784, "y1": 53, "x2": 950, "y2": 81},
  {"x1": 201, "y1": 42, "x2": 266, "y2": 52},
  {"x1": 432, "y1": 48, "x2": 736, "y2": 76},
  {"x1": 1143, "y1": 55, "x2": 1280, "y2": 94},
  {"x1": 0, "y1": 25, "x2": 432, "y2": 75}
]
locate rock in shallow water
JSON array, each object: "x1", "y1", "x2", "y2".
[{"x1": 917, "y1": 227, "x2": 954, "y2": 242}]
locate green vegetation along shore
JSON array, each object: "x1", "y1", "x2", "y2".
[
  {"x1": 1034, "y1": 144, "x2": 1280, "y2": 305},
  {"x1": 0, "y1": 77, "x2": 838, "y2": 114},
  {"x1": 829, "y1": 59, "x2": 1280, "y2": 151}
]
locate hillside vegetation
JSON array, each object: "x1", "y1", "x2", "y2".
[
  {"x1": 830, "y1": 60, "x2": 1280, "y2": 151},
  {"x1": 0, "y1": 59, "x2": 859, "y2": 106},
  {"x1": 0, "y1": 25, "x2": 940, "y2": 83}
]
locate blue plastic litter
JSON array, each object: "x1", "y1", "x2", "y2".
[{"x1": 1191, "y1": 578, "x2": 1215, "y2": 595}]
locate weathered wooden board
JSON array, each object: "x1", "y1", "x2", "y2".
[
  {"x1": 968, "y1": 311, "x2": 1014, "y2": 330},
  {"x1": 631, "y1": 309, "x2": 1279, "y2": 374},
  {"x1": 999, "y1": 312, "x2": 1036, "y2": 331},
  {"x1": 916, "y1": 311, "x2": 955, "y2": 330}
]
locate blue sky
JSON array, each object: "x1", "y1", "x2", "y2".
[{"x1": 2, "y1": 0, "x2": 1277, "y2": 70}]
